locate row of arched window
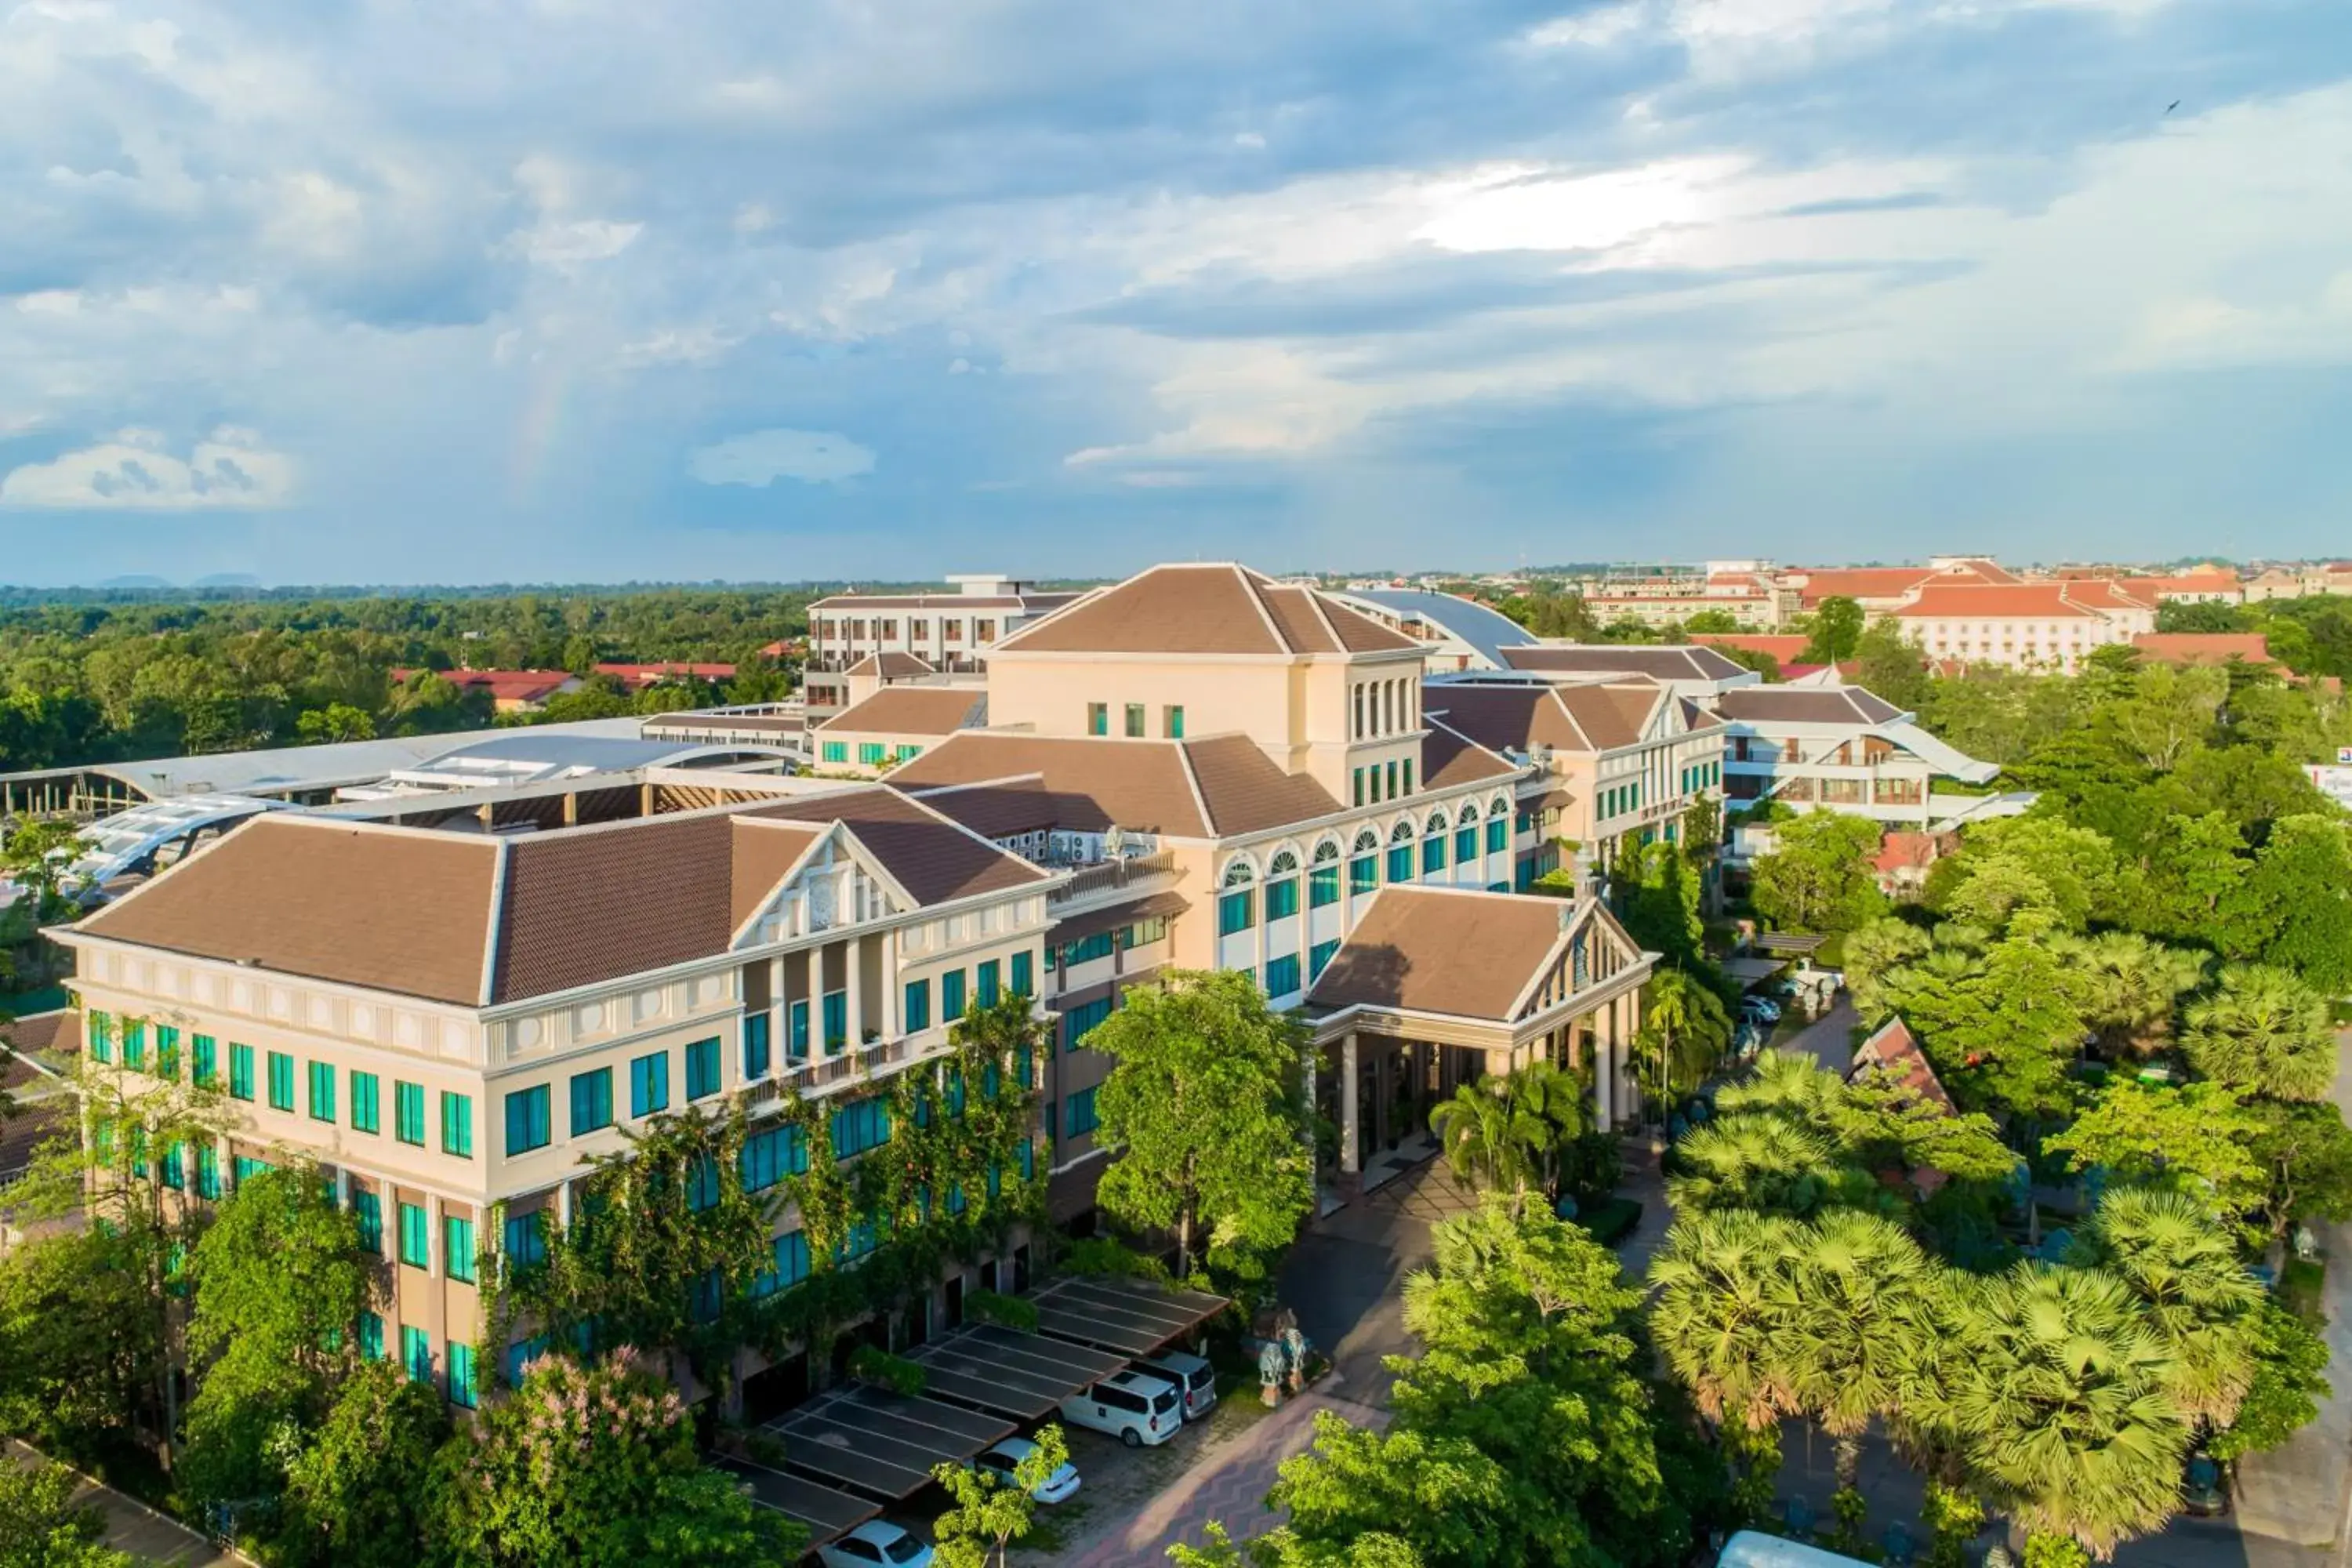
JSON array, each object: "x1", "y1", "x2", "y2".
[{"x1": 1218, "y1": 790, "x2": 1515, "y2": 887}]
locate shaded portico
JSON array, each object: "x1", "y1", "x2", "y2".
[{"x1": 1301, "y1": 885, "x2": 1657, "y2": 1201}]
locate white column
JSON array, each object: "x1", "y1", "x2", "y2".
[
  {"x1": 885, "y1": 933, "x2": 903, "y2": 1039},
  {"x1": 1596, "y1": 999, "x2": 1619, "y2": 1131},
  {"x1": 768, "y1": 955, "x2": 786, "y2": 1073},
  {"x1": 1341, "y1": 1033, "x2": 1361, "y2": 1176},
  {"x1": 843, "y1": 935, "x2": 864, "y2": 1049}
]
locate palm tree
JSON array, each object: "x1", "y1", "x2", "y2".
[
  {"x1": 1508, "y1": 1058, "x2": 1592, "y2": 1200},
  {"x1": 1650, "y1": 1209, "x2": 1803, "y2": 1435},
  {"x1": 1668, "y1": 1116, "x2": 1852, "y2": 1219},
  {"x1": 1635, "y1": 969, "x2": 1733, "y2": 1111},
  {"x1": 1776, "y1": 1210, "x2": 1944, "y2": 1488},
  {"x1": 1843, "y1": 917, "x2": 1933, "y2": 1023},
  {"x1": 1714, "y1": 1048, "x2": 1846, "y2": 1130},
  {"x1": 1428, "y1": 1077, "x2": 1544, "y2": 1206},
  {"x1": 2181, "y1": 964, "x2": 2338, "y2": 1102},
  {"x1": 1942, "y1": 1264, "x2": 2190, "y2": 1558},
  {"x1": 2065, "y1": 1188, "x2": 2262, "y2": 1428},
  {"x1": 2060, "y1": 932, "x2": 2207, "y2": 1058}
]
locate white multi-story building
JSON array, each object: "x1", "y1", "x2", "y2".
[{"x1": 1891, "y1": 580, "x2": 2156, "y2": 673}]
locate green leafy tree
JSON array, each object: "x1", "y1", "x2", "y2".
[
  {"x1": 928, "y1": 1423, "x2": 1069, "y2": 1568},
  {"x1": 1668, "y1": 1117, "x2": 1864, "y2": 1219},
  {"x1": 1170, "y1": 1521, "x2": 1423, "y2": 1567},
  {"x1": 2216, "y1": 815, "x2": 2352, "y2": 992},
  {"x1": 293, "y1": 703, "x2": 376, "y2": 744},
  {"x1": 426, "y1": 1348, "x2": 804, "y2": 1567},
  {"x1": 2055, "y1": 931, "x2": 2206, "y2": 1057},
  {"x1": 1750, "y1": 811, "x2": 1887, "y2": 935},
  {"x1": 1268, "y1": 1413, "x2": 1534, "y2": 1567},
  {"x1": 1897, "y1": 931, "x2": 2089, "y2": 1119},
  {"x1": 1633, "y1": 969, "x2": 1733, "y2": 1104},
  {"x1": 2208, "y1": 1298, "x2": 2331, "y2": 1462},
  {"x1": 2181, "y1": 964, "x2": 2337, "y2": 1103},
  {"x1": 0, "y1": 1458, "x2": 143, "y2": 1568},
  {"x1": 1843, "y1": 916, "x2": 1932, "y2": 1022},
  {"x1": 0, "y1": 1224, "x2": 167, "y2": 1462},
  {"x1": 1801, "y1": 597, "x2": 1866, "y2": 665},
  {"x1": 2043, "y1": 1081, "x2": 2267, "y2": 1234},
  {"x1": 1091, "y1": 969, "x2": 1313, "y2": 1279},
  {"x1": 2245, "y1": 1099, "x2": 2352, "y2": 1243},
  {"x1": 0, "y1": 818, "x2": 93, "y2": 922},
  {"x1": 280, "y1": 1360, "x2": 452, "y2": 1568}
]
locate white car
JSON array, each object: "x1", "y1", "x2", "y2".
[
  {"x1": 818, "y1": 1520, "x2": 934, "y2": 1568},
  {"x1": 973, "y1": 1436, "x2": 1082, "y2": 1504},
  {"x1": 1139, "y1": 1349, "x2": 1219, "y2": 1422},
  {"x1": 1058, "y1": 1368, "x2": 1183, "y2": 1447}
]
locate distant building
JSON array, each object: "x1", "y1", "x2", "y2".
[
  {"x1": 802, "y1": 575, "x2": 1082, "y2": 715},
  {"x1": 2130, "y1": 632, "x2": 2273, "y2": 667},
  {"x1": 593, "y1": 662, "x2": 738, "y2": 690},
  {"x1": 391, "y1": 669, "x2": 581, "y2": 713},
  {"x1": 1322, "y1": 589, "x2": 1548, "y2": 673},
  {"x1": 1713, "y1": 685, "x2": 2000, "y2": 827},
  {"x1": 1890, "y1": 580, "x2": 2157, "y2": 673},
  {"x1": 2119, "y1": 567, "x2": 2243, "y2": 606}
]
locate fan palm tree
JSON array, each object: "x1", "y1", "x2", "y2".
[
  {"x1": 1668, "y1": 1116, "x2": 1851, "y2": 1219},
  {"x1": 1714, "y1": 1048, "x2": 1846, "y2": 1131},
  {"x1": 2060, "y1": 932, "x2": 2207, "y2": 1058},
  {"x1": 1650, "y1": 1209, "x2": 1804, "y2": 1436},
  {"x1": 2181, "y1": 964, "x2": 2337, "y2": 1102},
  {"x1": 1429, "y1": 1076, "x2": 1544, "y2": 1207},
  {"x1": 1843, "y1": 917, "x2": 1932, "y2": 1023},
  {"x1": 2065, "y1": 1188, "x2": 2262, "y2": 1428},
  {"x1": 1943, "y1": 1264, "x2": 2191, "y2": 1558},
  {"x1": 1775, "y1": 1210, "x2": 1944, "y2": 1488}
]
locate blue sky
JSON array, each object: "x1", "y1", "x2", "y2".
[{"x1": 2, "y1": 0, "x2": 2349, "y2": 585}]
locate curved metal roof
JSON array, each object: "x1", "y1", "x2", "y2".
[{"x1": 1337, "y1": 590, "x2": 1534, "y2": 670}]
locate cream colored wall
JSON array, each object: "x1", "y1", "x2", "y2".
[
  {"x1": 987, "y1": 655, "x2": 1295, "y2": 743},
  {"x1": 811, "y1": 725, "x2": 935, "y2": 777}
]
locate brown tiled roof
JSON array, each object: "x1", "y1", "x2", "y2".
[
  {"x1": 1497, "y1": 644, "x2": 1748, "y2": 681},
  {"x1": 891, "y1": 735, "x2": 1212, "y2": 837},
  {"x1": 1306, "y1": 887, "x2": 1573, "y2": 1022},
  {"x1": 762, "y1": 788, "x2": 1052, "y2": 909},
  {"x1": 997, "y1": 565, "x2": 1416, "y2": 657},
  {"x1": 494, "y1": 814, "x2": 739, "y2": 1002},
  {"x1": 1690, "y1": 633, "x2": 1811, "y2": 661},
  {"x1": 818, "y1": 687, "x2": 985, "y2": 735},
  {"x1": 1421, "y1": 719, "x2": 1521, "y2": 790},
  {"x1": 79, "y1": 817, "x2": 501, "y2": 1007},
  {"x1": 1552, "y1": 682, "x2": 1659, "y2": 750},
  {"x1": 1714, "y1": 687, "x2": 1905, "y2": 725},
  {"x1": 904, "y1": 777, "x2": 1062, "y2": 840},
  {"x1": 1788, "y1": 567, "x2": 1938, "y2": 605},
  {"x1": 1892, "y1": 583, "x2": 2105, "y2": 619},
  {"x1": 1426, "y1": 684, "x2": 1596, "y2": 753},
  {"x1": 1050, "y1": 890, "x2": 1192, "y2": 947},
  {"x1": 1179, "y1": 735, "x2": 1343, "y2": 836},
  {"x1": 2130, "y1": 633, "x2": 2273, "y2": 666},
  {"x1": 1849, "y1": 1017, "x2": 1957, "y2": 1115},
  {"x1": 728, "y1": 821, "x2": 822, "y2": 932},
  {"x1": 842, "y1": 651, "x2": 937, "y2": 679},
  {"x1": 2, "y1": 1010, "x2": 73, "y2": 1065}
]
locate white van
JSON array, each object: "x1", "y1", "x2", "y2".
[
  {"x1": 1139, "y1": 1350, "x2": 1218, "y2": 1422},
  {"x1": 1058, "y1": 1368, "x2": 1183, "y2": 1447}
]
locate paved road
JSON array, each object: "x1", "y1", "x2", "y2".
[{"x1": 5, "y1": 1442, "x2": 241, "y2": 1566}]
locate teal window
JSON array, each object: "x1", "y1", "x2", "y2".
[
  {"x1": 358, "y1": 1311, "x2": 383, "y2": 1360},
  {"x1": 1265, "y1": 953, "x2": 1301, "y2": 997},
  {"x1": 686, "y1": 1036, "x2": 720, "y2": 1101},
  {"x1": 941, "y1": 971, "x2": 967, "y2": 1021},
  {"x1": 122, "y1": 1022, "x2": 145, "y2": 1071},
  {"x1": 445, "y1": 1217, "x2": 477, "y2": 1284},
  {"x1": 1486, "y1": 818, "x2": 1508, "y2": 854},
  {"x1": 976, "y1": 960, "x2": 1001, "y2": 1007},
  {"x1": 155, "y1": 1027, "x2": 180, "y2": 1080},
  {"x1": 743, "y1": 1014, "x2": 771, "y2": 1080},
  {"x1": 1353, "y1": 768, "x2": 1365, "y2": 808},
  {"x1": 629, "y1": 1052, "x2": 670, "y2": 1117},
  {"x1": 266, "y1": 1051, "x2": 296, "y2": 1112},
  {"x1": 1067, "y1": 1087, "x2": 1101, "y2": 1137},
  {"x1": 1386, "y1": 845, "x2": 1413, "y2": 882},
  {"x1": 1218, "y1": 890, "x2": 1254, "y2": 935},
  {"x1": 1163, "y1": 705, "x2": 1185, "y2": 739},
  {"x1": 830, "y1": 1097, "x2": 891, "y2": 1157},
  {"x1": 1310, "y1": 938, "x2": 1341, "y2": 980},
  {"x1": 504, "y1": 1212, "x2": 547, "y2": 1269},
  {"x1": 1349, "y1": 854, "x2": 1377, "y2": 892},
  {"x1": 307, "y1": 1061, "x2": 336, "y2": 1123},
  {"x1": 1422, "y1": 837, "x2": 1446, "y2": 874},
  {"x1": 687, "y1": 1156, "x2": 720, "y2": 1211},
  {"x1": 1087, "y1": 702, "x2": 1109, "y2": 736},
  {"x1": 1455, "y1": 826, "x2": 1476, "y2": 862},
  {"x1": 1265, "y1": 879, "x2": 1298, "y2": 921},
  {"x1": 350, "y1": 1071, "x2": 380, "y2": 1134},
  {"x1": 397, "y1": 1203, "x2": 429, "y2": 1269},
  {"x1": 740, "y1": 1124, "x2": 808, "y2": 1191},
  {"x1": 822, "y1": 740, "x2": 848, "y2": 764},
  {"x1": 401, "y1": 1325, "x2": 432, "y2": 1384},
  {"x1": 191, "y1": 1034, "x2": 216, "y2": 1087},
  {"x1": 195, "y1": 1145, "x2": 220, "y2": 1200},
  {"x1": 822, "y1": 990, "x2": 848, "y2": 1049},
  {"x1": 1011, "y1": 949, "x2": 1035, "y2": 996},
  {"x1": 838, "y1": 1214, "x2": 882, "y2": 1265},
  {"x1": 1386, "y1": 760, "x2": 1399, "y2": 798},
  {"x1": 504, "y1": 1086, "x2": 551, "y2": 1155},
  {"x1": 88, "y1": 1012, "x2": 112, "y2": 1063},
  {"x1": 903, "y1": 979, "x2": 931, "y2": 1033},
  {"x1": 160, "y1": 1142, "x2": 184, "y2": 1191},
  {"x1": 394, "y1": 1081, "x2": 425, "y2": 1145},
  {"x1": 1020, "y1": 1139, "x2": 1036, "y2": 1181},
  {"x1": 355, "y1": 1190, "x2": 383, "y2": 1251},
  {"x1": 752, "y1": 1231, "x2": 811, "y2": 1297},
  {"x1": 440, "y1": 1092, "x2": 473, "y2": 1159},
  {"x1": 449, "y1": 1341, "x2": 477, "y2": 1408},
  {"x1": 1044, "y1": 1101, "x2": 1058, "y2": 1145},
  {"x1": 1309, "y1": 866, "x2": 1340, "y2": 908},
  {"x1": 1064, "y1": 931, "x2": 1115, "y2": 966},
  {"x1": 571, "y1": 1068, "x2": 613, "y2": 1135},
  {"x1": 234, "y1": 1155, "x2": 273, "y2": 1187},
  {"x1": 895, "y1": 744, "x2": 923, "y2": 761},
  {"x1": 1062, "y1": 996, "x2": 1112, "y2": 1051},
  {"x1": 858, "y1": 742, "x2": 887, "y2": 767},
  {"x1": 1403, "y1": 760, "x2": 1414, "y2": 794},
  {"x1": 788, "y1": 999, "x2": 810, "y2": 1058}
]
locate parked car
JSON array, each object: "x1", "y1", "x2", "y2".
[
  {"x1": 1139, "y1": 1349, "x2": 1219, "y2": 1422},
  {"x1": 1741, "y1": 997, "x2": 1781, "y2": 1024},
  {"x1": 972, "y1": 1437, "x2": 1082, "y2": 1504},
  {"x1": 1058, "y1": 1368, "x2": 1183, "y2": 1447},
  {"x1": 818, "y1": 1520, "x2": 934, "y2": 1568}
]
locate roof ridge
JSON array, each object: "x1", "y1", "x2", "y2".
[
  {"x1": 1172, "y1": 739, "x2": 1221, "y2": 837},
  {"x1": 1234, "y1": 566, "x2": 1294, "y2": 655}
]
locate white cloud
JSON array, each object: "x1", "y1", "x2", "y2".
[
  {"x1": 686, "y1": 428, "x2": 876, "y2": 486},
  {"x1": 0, "y1": 427, "x2": 296, "y2": 510},
  {"x1": 521, "y1": 219, "x2": 644, "y2": 266}
]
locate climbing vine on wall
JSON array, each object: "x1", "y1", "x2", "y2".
[{"x1": 484, "y1": 993, "x2": 1048, "y2": 1399}]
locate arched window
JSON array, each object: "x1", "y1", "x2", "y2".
[
  {"x1": 1311, "y1": 838, "x2": 1341, "y2": 863},
  {"x1": 1352, "y1": 828, "x2": 1380, "y2": 854},
  {"x1": 1424, "y1": 809, "x2": 1449, "y2": 835},
  {"x1": 1221, "y1": 858, "x2": 1257, "y2": 887},
  {"x1": 1389, "y1": 819, "x2": 1415, "y2": 843},
  {"x1": 1455, "y1": 800, "x2": 1479, "y2": 822},
  {"x1": 1268, "y1": 848, "x2": 1300, "y2": 876},
  {"x1": 1488, "y1": 793, "x2": 1512, "y2": 820}
]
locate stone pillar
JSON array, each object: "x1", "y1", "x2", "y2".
[
  {"x1": 1340, "y1": 1033, "x2": 1360, "y2": 1178},
  {"x1": 1595, "y1": 1000, "x2": 1618, "y2": 1131},
  {"x1": 843, "y1": 935, "x2": 863, "y2": 1050},
  {"x1": 768, "y1": 955, "x2": 786, "y2": 1070}
]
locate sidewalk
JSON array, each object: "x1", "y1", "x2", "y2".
[{"x1": 5, "y1": 1442, "x2": 243, "y2": 1566}]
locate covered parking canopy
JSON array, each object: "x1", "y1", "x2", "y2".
[
  {"x1": 715, "y1": 1457, "x2": 878, "y2": 1550},
  {"x1": 763, "y1": 1385, "x2": 1014, "y2": 1501},
  {"x1": 1031, "y1": 1277, "x2": 1229, "y2": 1359},
  {"x1": 908, "y1": 1323, "x2": 1127, "y2": 1421}
]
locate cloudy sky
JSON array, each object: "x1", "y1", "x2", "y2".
[{"x1": 3, "y1": 0, "x2": 2349, "y2": 585}]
